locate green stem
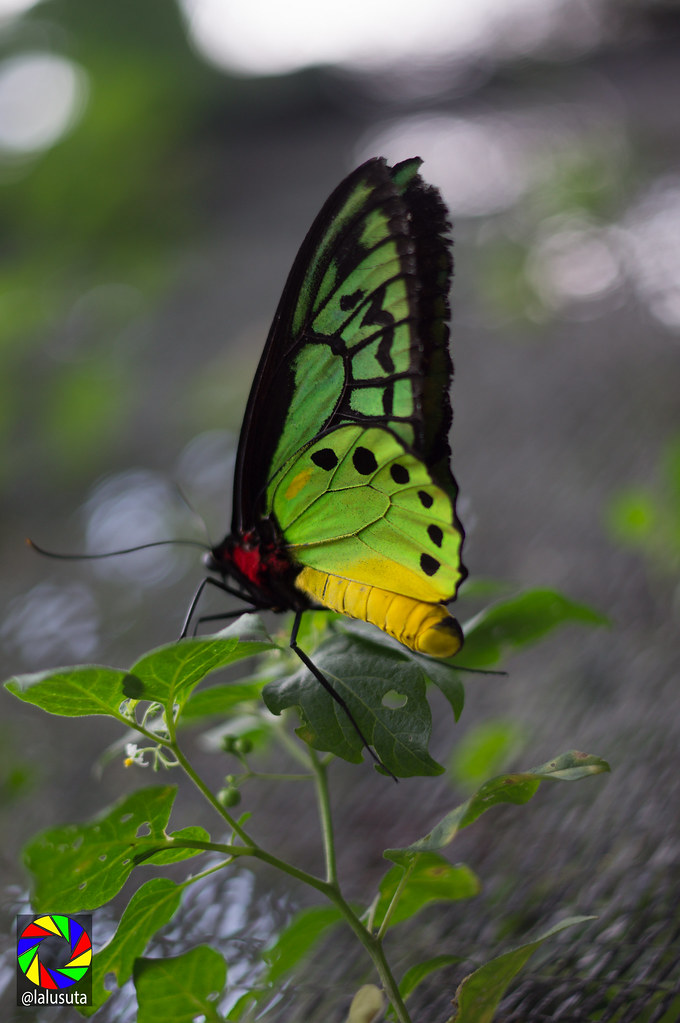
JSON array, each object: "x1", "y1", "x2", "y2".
[
  {"x1": 163, "y1": 712, "x2": 409, "y2": 1019},
  {"x1": 376, "y1": 860, "x2": 415, "y2": 941},
  {"x1": 309, "y1": 748, "x2": 337, "y2": 885},
  {"x1": 320, "y1": 886, "x2": 411, "y2": 1023},
  {"x1": 170, "y1": 735, "x2": 254, "y2": 847},
  {"x1": 141, "y1": 837, "x2": 332, "y2": 895},
  {"x1": 245, "y1": 771, "x2": 313, "y2": 782}
]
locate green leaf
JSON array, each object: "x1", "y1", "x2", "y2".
[
  {"x1": 264, "y1": 905, "x2": 344, "y2": 984},
  {"x1": 397, "y1": 954, "x2": 462, "y2": 1005},
  {"x1": 451, "y1": 916, "x2": 595, "y2": 1022},
  {"x1": 5, "y1": 665, "x2": 133, "y2": 719},
  {"x1": 263, "y1": 634, "x2": 444, "y2": 777},
  {"x1": 23, "y1": 786, "x2": 177, "y2": 912},
  {"x1": 373, "y1": 853, "x2": 480, "y2": 931},
  {"x1": 4, "y1": 621, "x2": 277, "y2": 722},
  {"x1": 142, "y1": 826, "x2": 211, "y2": 865},
  {"x1": 134, "y1": 945, "x2": 227, "y2": 1023},
  {"x1": 85, "y1": 877, "x2": 182, "y2": 1016},
  {"x1": 386, "y1": 752, "x2": 610, "y2": 865},
  {"x1": 130, "y1": 628, "x2": 277, "y2": 708},
  {"x1": 459, "y1": 590, "x2": 608, "y2": 667},
  {"x1": 407, "y1": 651, "x2": 465, "y2": 721},
  {"x1": 337, "y1": 621, "x2": 465, "y2": 720},
  {"x1": 181, "y1": 681, "x2": 267, "y2": 720}
]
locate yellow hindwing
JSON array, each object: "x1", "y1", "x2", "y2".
[{"x1": 297, "y1": 565, "x2": 463, "y2": 659}]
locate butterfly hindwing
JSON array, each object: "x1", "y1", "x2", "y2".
[{"x1": 271, "y1": 425, "x2": 464, "y2": 604}]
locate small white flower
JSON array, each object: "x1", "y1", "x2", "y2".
[{"x1": 124, "y1": 743, "x2": 149, "y2": 768}]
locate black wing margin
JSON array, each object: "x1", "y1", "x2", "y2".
[{"x1": 230, "y1": 157, "x2": 457, "y2": 536}]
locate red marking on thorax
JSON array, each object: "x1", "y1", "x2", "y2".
[
  {"x1": 232, "y1": 541, "x2": 265, "y2": 586},
  {"x1": 230, "y1": 530, "x2": 291, "y2": 587}
]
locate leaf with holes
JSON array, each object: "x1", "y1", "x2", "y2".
[
  {"x1": 338, "y1": 620, "x2": 465, "y2": 720},
  {"x1": 23, "y1": 786, "x2": 182, "y2": 912},
  {"x1": 263, "y1": 634, "x2": 444, "y2": 777}
]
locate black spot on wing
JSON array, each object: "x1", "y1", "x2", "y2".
[
  {"x1": 340, "y1": 289, "x2": 365, "y2": 311},
  {"x1": 390, "y1": 463, "x2": 410, "y2": 485},
  {"x1": 418, "y1": 490, "x2": 434, "y2": 508},
  {"x1": 420, "y1": 553, "x2": 440, "y2": 576},
  {"x1": 312, "y1": 448, "x2": 339, "y2": 470},
  {"x1": 353, "y1": 446, "x2": 378, "y2": 475},
  {"x1": 427, "y1": 524, "x2": 443, "y2": 547}
]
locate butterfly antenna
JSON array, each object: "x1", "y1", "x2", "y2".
[
  {"x1": 27, "y1": 537, "x2": 212, "y2": 560},
  {"x1": 170, "y1": 481, "x2": 215, "y2": 548}
]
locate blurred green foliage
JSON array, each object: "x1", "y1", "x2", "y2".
[
  {"x1": 606, "y1": 435, "x2": 680, "y2": 578},
  {"x1": 0, "y1": 726, "x2": 36, "y2": 807},
  {"x1": 1, "y1": 0, "x2": 221, "y2": 487},
  {"x1": 475, "y1": 146, "x2": 634, "y2": 327}
]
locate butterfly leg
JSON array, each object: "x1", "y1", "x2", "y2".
[
  {"x1": 190, "y1": 608, "x2": 261, "y2": 637},
  {"x1": 181, "y1": 576, "x2": 257, "y2": 638},
  {"x1": 289, "y1": 610, "x2": 397, "y2": 781}
]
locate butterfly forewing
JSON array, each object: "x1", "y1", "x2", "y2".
[{"x1": 232, "y1": 158, "x2": 459, "y2": 530}]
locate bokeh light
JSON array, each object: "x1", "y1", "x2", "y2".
[
  {"x1": 1, "y1": 580, "x2": 99, "y2": 664},
  {"x1": 179, "y1": 0, "x2": 587, "y2": 76},
  {"x1": 623, "y1": 179, "x2": 680, "y2": 331},
  {"x1": 82, "y1": 470, "x2": 203, "y2": 586},
  {"x1": 0, "y1": 52, "x2": 87, "y2": 156},
  {"x1": 359, "y1": 114, "x2": 534, "y2": 217}
]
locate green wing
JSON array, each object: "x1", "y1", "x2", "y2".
[
  {"x1": 232, "y1": 157, "x2": 465, "y2": 603},
  {"x1": 272, "y1": 424, "x2": 464, "y2": 602}
]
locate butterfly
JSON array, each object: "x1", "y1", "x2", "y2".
[{"x1": 194, "y1": 156, "x2": 467, "y2": 757}]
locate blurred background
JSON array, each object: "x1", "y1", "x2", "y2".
[{"x1": 1, "y1": 0, "x2": 679, "y2": 1019}]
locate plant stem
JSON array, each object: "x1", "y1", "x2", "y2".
[
  {"x1": 368, "y1": 936, "x2": 412, "y2": 1023},
  {"x1": 171, "y1": 740, "x2": 254, "y2": 847},
  {"x1": 166, "y1": 714, "x2": 410, "y2": 1019},
  {"x1": 376, "y1": 860, "x2": 415, "y2": 941},
  {"x1": 319, "y1": 886, "x2": 412, "y2": 1023},
  {"x1": 309, "y1": 748, "x2": 337, "y2": 885}
]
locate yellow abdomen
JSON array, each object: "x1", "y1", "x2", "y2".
[{"x1": 296, "y1": 566, "x2": 463, "y2": 659}]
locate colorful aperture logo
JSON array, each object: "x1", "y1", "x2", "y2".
[{"x1": 17, "y1": 915, "x2": 92, "y2": 989}]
